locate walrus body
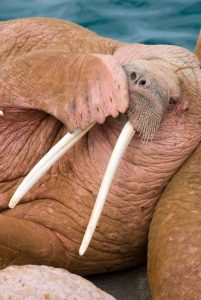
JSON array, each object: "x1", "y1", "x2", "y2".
[{"x1": 0, "y1": 19, "x2": 201, "y2": 300}]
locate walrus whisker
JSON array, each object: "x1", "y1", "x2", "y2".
[
  {"x1": 9, "y1": 123, "x2": 95, "y2": 208},
  {"x1": 79, "y1": 121, "x2": 135, "y2": 256}
]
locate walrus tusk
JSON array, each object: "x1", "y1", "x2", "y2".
[
  {"x1": 0, "y1": 110, "x2": 4, "y2": 116},
  {"x1": 9, "y1": 123, "x2": 95, "y2": 208},
  {"x1": 79, "y1": 121, "x2": 135, "y2": 256}
]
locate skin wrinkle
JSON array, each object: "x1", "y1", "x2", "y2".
[
  {"x1": 0, "y1": 19, "x2": 116, "y2": 62},
  {"x1": 1, "y1": 128, "x2": 60, "y2": 204},
  {"x1": 79, "y1": 76, "x2": 90, "y2": 127},
  {"x1": 1, "y1": 113, "x2": 41, "y2": 147},
  {"x1": 70, "y1": 55, "x2": 85, "y2": 90},
  {"x1": 72, "y1": 136, "x2": 101, "y2": 196},
  {"x1": 0, "y1": 19, "x2": 95, "y2": 59},
  {"x1": 10, "y1": 121, "x2": 44, "y2": 168},
  {"x1": 89, "y1": 126, "x2": 116, "y2": 178},
  {"x1": 7, "y1": 200, "x2": 85, "y2": 252},
  {"x1": 0, "y1": 120, "x2": 40, "y2": 172},
  {"x1": 0, "y1": 113, "x2": 60, "y2": 182},
  {"x1": 44, "y1": 200, "x2": 86, "y2": 228},
  {"x1": 0, "y1": 217, "x2": 68, "y2": 268}
]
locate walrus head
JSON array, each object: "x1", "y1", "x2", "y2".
[{"x1": 124, "y1": 60, "x2": 180, "y2": 141}]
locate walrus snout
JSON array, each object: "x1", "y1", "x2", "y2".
[
  {"x1": 127, "y1": 89, "x2": 168, "y2": 141},
  {"x1": 123, "y1": 62, "x2": 180, "y2": 141}
]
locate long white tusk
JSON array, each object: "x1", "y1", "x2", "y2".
[
  {"x1": 9, "y1": 123, "x2": 95, "y2": 209},
  {"x1": 79, "y1": 121, "x2": 135, "y2": 256},
  {"x1": 0, "y1": 110, "x2": 4, "y2": 116}
]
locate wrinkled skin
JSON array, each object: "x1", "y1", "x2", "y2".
[
  {"x1": 0, "y1": 18, "x2": 201, "y2": 280},
  {"x1": 148, "y1": 32, "x2": 201, "y2": 299}
]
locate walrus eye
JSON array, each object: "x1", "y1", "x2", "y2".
[{"x1": 9, "y1": 123, "x2": 95, "y2": 208}]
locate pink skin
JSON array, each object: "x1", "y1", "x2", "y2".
[{"x1": 0, "y1": 19, "x2": 201, "y2": 275}]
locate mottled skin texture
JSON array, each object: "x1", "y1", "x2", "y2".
[
  {"x1": 148, "y1": 33, "x2": 201, "y2": 299},
  {"x1": 0, "y1": 18, "x2": 201, "y2": 278}
]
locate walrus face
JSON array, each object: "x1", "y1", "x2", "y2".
[{"x1": 123, "y1": 60, "x2": 180, "y2": 141}]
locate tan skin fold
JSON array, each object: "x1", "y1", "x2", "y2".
[
  {"x1": 148, "y1": 34, "x2": 201, "y2": 299},
  {"x1": 1, "y1": 18, "x2": 201, "y2": 280}
]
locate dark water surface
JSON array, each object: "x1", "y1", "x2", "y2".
[
  {"x1": 0, "y1": 0, "x2": 201, "y2": 50},
  {"x1": 0, "y1": 1, "x2": 200, "y2": 299}
]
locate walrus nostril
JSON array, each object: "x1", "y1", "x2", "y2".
[
  {"x1": 130, "y1": 72, "x2": 137, "y2": 80},
  {"x1": 139, "y1": 80, "x2": 146, "y2": 86}
]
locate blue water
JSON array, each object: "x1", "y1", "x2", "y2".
[{"x1": 0, "y1": 0, "x2": 200, "y2": 51}]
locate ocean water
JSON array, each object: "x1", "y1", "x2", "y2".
[{"x1": 0, "y1": 0, "x2": 200, "y2": 51}]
